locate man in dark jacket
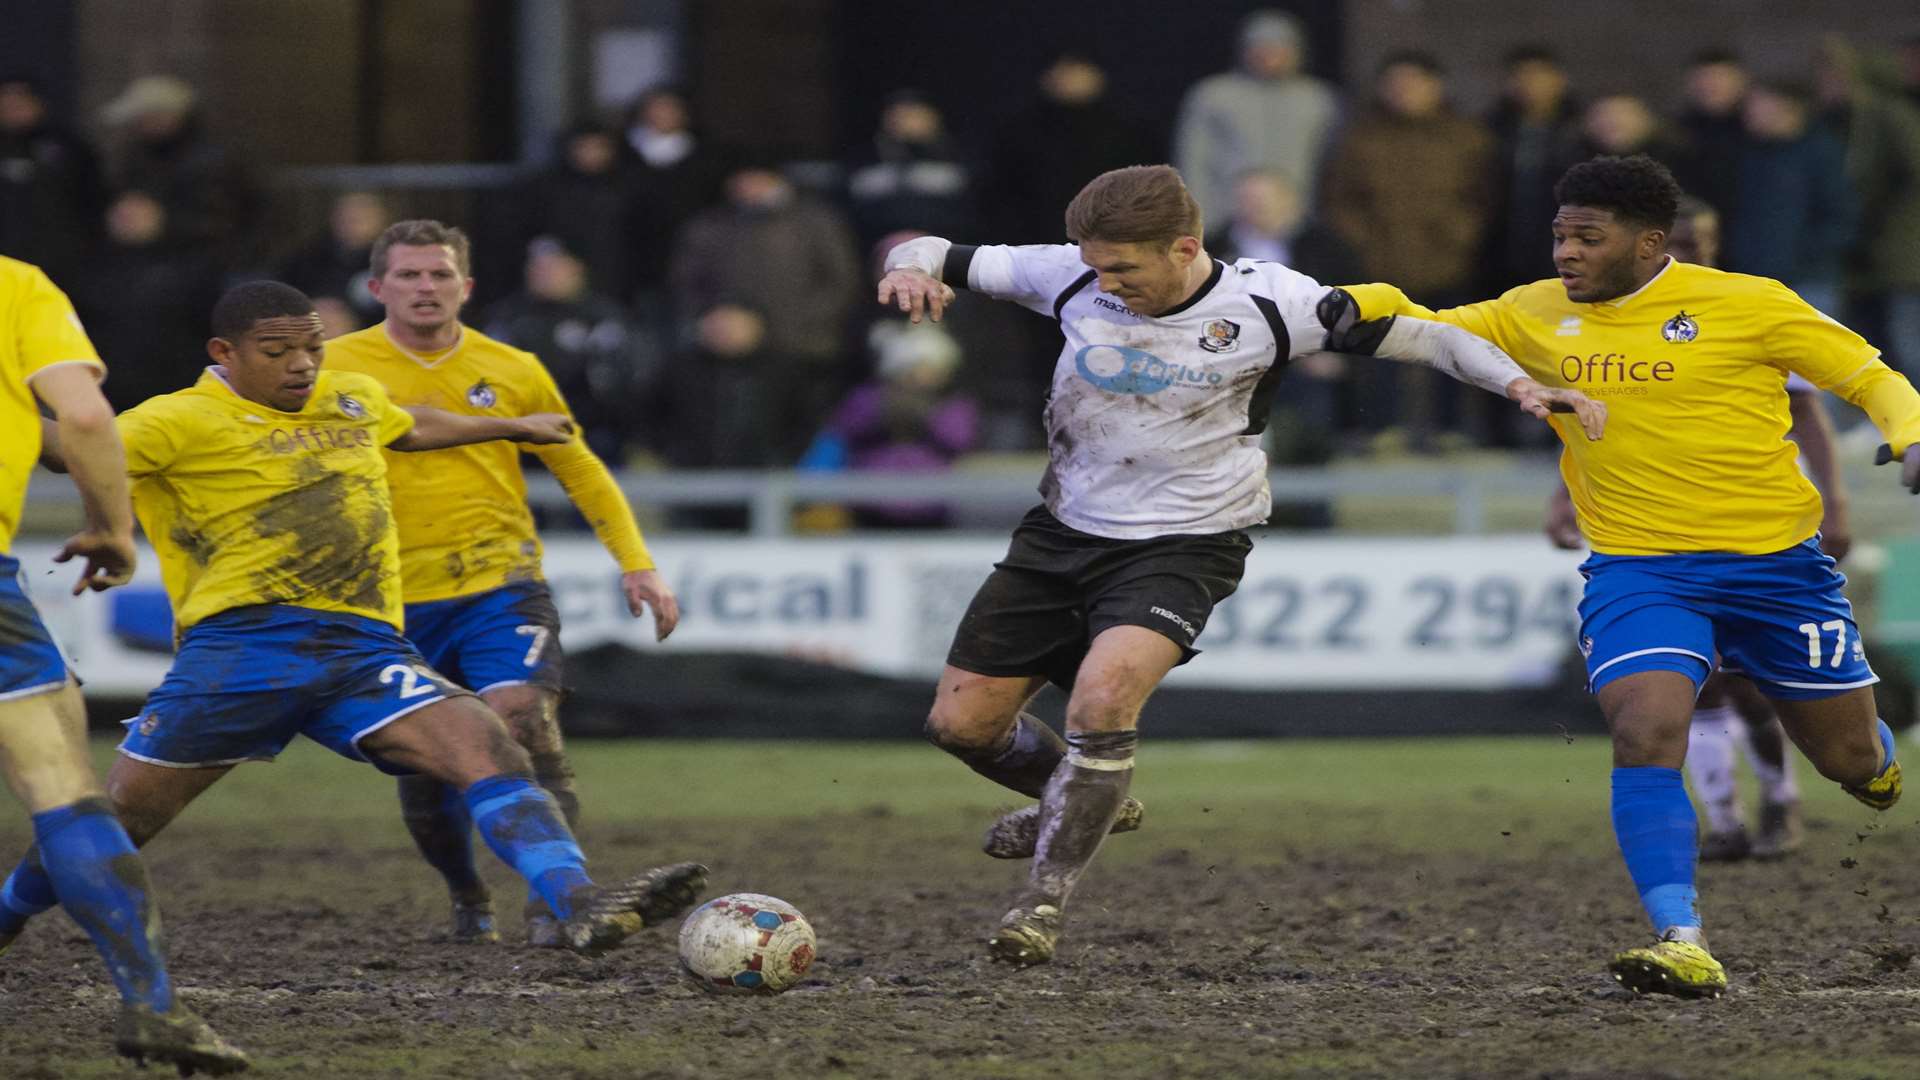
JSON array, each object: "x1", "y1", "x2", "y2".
[
  {"x1": 0, "y1": 75, "x2": 102, "y2": 277},
  {"x1": 987, "y1": 54, "x2": 1160, "y2": 244},
  {"x1": 1724, "y1": 81, "x2": 1857, "y2": 317},
  {"x1": 1481, "y1": 46, "x2": 1587, "y2": 293}
]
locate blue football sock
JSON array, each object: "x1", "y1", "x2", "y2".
[
  {"x1": 1873, "y1": 718, "x2": 1897, "y2": 778},
  {"x1": 0, "y1": 847, "x2": 59, "y2": 935},
  {"x1": 1611, "y1": 766, "x2": 1700, "y2": 935},
  {"x1": 465, "y1": 775, "x2": 592, "y2": 921},
  {"x1": 33, "y1": 798, "x2": 174, "y2": 1011}
]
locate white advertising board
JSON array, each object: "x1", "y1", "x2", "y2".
[{"x1": 11, "y1": 534, "x2": 1586, "y2": 696}]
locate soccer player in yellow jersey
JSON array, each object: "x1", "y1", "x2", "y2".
[
  {"x1": 0, "y1": 257, "x2": 248, "y2": 1073},
  {"x1": 0, "y1": 282, "x2": 705, "y2": 967},
  {"x1": 323, "y1": 220, "x2": 677, "y2": 947},
  {"x1": 1338, "y1": 155, "x2": 1920, "y2": 998}
]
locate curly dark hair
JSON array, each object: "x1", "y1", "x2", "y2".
[{"x1": 1552, "y1": 155, "x2": 1681, "y2": 231}]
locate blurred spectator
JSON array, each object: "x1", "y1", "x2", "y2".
[
  {"x1": 1482, "y1": 46, "x2": 1586, "y2": 292},
  {"x1": 279, "y1": 191, "x2": 389, "y2": 328},
  {"x1": 68, "y1": 190, "x2": 220, "y2": 409},
  {"x1": 312, "y1": 296, "x2": 360, "y2": 342},
  {"x1": 1322, "y1": 51, "x2": 1492, "y2": 444},
  {"x1": 1581, "y1": 95, "x2": 1680, "y2": 162},
  {"x1": 99, "y1": 75, "x2": 256, "y2": 259},
  {"x1": 845, "y1": 90, "x2": 975, "y2": 252},
  {"x1": 799, "y1": 321, "x2": 980, "y2": 529},
  {"x1": 0, "y1": 75, "x2": 102, "y2": 276},
  {"x1": 1669, "y1": 195, "x2": 1722, "y2": 266},
  {"x1": 1837, "y1": 35, "x2": 1920, "y2": 376},
  {"x1": 520, "y1": 125, "x2": 638, "y2": 305},
  {"x1": 865, "y1": 230, "x2": 1041, "y2": 452},
  {"x1": 669, "y1": 161, "x2": 860, "y2": 467},
  {"x1": 624, "y1": 88, "x2": 723, "y2": 308},
  {"x1": 1724, "y1": 81, "x2": 1856, "y2": 315},
  {"x1": 1205, "y1": 169, "x2": 1361, "y2": 283},
  {"x1": 484, "y1": 237, "x2": 655, "y2": 463},
  {"x1": 1671, "y1": 50, "x2": 1749, "y2": 234},
  {"x1": 1174, "y1": 9, "x2": 1337, "y2": 228},
  {"x1": 987, "y1": 53, "x2": 1159, "y2": 243}
]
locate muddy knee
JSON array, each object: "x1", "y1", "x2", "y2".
[{"x1": 923, "y1": 705, "x2": 1011, "y2": 759}]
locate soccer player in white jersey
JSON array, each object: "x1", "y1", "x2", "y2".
[{"x1": 878, "y1": 164, "x2": 1607, "y2": 965}]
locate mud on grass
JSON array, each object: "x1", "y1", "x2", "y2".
[{"x1": 3, "y1": 738, "x2": 1919, "y2": 1079}]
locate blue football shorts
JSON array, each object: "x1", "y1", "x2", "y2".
[
  {"x1": 121, "y1": 604, "x2": 470, "y2": 773},
  {"x1": 403, "y1": 582, "x2": 563, "y2": 696},
  {"x1": 0, "y1": 553, "x2": 72, "y2": 701},
  {"x1": 1577, "y1": 537, "x2": 1877, "y2": 700}
]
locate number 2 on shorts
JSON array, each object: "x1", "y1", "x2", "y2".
[
  {"x1": 515, "y1": 624, "x2": 550, "y2": 667},
  {"x1": 380, "y1": 663, "x2": 441, "y2": 699},
  {"x1": 1797, "y1": 619, "x2": 1847, "y2": 668}
]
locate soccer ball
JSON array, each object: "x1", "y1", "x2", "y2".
[{"x1": 678, "y1": 893, "x2": 816, "y2": 994}]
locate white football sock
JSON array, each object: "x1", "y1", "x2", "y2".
[
  {"x1": 1736, "y1": 723, "x2": 1799, "y2": 806},
  {"x1": 1686, "y1": 706, "x2": 1743, "y2": 833}
]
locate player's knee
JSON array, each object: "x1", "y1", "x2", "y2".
[
  {"x1": 922, "y1": 706, "x2": 1002, "y2": 757},
  {"x1": 1064, "y1": 683, "x2": 1142, "y2": 734},
  {"x1": 1608, "y1": 713, "x2": 1688, "y2": 768}
]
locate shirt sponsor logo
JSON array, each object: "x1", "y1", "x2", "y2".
[
  {"x1": 1199, "y1": 319, "x2": 1241, "y2": 353},
  {"x1": 260, "y1": 426, "x2": 376, "y2": 454},
  {"x1": 467, "y1": 379, "x2": 497, "y2": 408},
  {"x1": 1660, "y1": 311, "x2": 1700, "y2": 343},
  {"x1": 1558, "y1": 352, "x2": 1676, "y2": 394},
  {"x1": 1074, "y1": 344, "x2": 1224, "y2": 396}
]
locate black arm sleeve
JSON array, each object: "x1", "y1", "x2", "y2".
[
  {"x1": 943, "y1": 244, "x2": 979, "y2": 287},
  {"x1": 1315, "y1": 287, "x2": 1395, "y2": 356}
]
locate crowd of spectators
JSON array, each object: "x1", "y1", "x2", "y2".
[{"x1": 5, "y1": 15, "x2": 1920, "y2": 524}]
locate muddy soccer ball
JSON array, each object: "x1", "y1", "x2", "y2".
[{"x1": 678, "y1": 893, "x2": 816, "y2": 994}]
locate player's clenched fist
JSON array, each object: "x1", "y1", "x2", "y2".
[
  {"x1": 877, "y1": 268, "x2": 955, "y2": 324},
  {"x1": 511, "y1": 413, "x2": 576, "y2": 445}
]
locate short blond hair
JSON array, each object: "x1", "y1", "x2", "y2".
[{"x1": 1063, "y1": 165, "x2": 1203, "y2": 246}]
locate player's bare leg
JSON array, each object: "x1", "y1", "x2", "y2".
[
  {"x1": 924, "y1": 669, "x2": 1144, "y2": 859},
  {"x1": 990, "y1": 626, "x2": 1174, "y2": 967},
  {"x1": 1726, "y1": 676, "x2": 1802, "y2": 857},
  {"x1": 1768, "y1": 686, "x2": 1897, "y2": 810},
  {"x1": 1599, "y1": 670, "x2": 1727, "y2": 998},
  {"x1": 491, "y1": 684, "x2": 579, "y2": 947},
  {"x1": 363, "y1": 696, "x2": 705, "y2": 957},
  {"x1": 397, "y1": 683, "x2": 578, "y2": 945},
  {"x1": 0, "y1": 685, "x2": 248, "y2": 1074}
]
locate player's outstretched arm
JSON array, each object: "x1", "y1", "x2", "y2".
[
  {"x1": 31, "y1": 365, "x2": 136, "y2": 594},
  {"x1": 878, "y1": 235, "x2": 957, "y2": 324},
  {"x1": 391, "y1": 406, "x2": 575, "y2": 451}
]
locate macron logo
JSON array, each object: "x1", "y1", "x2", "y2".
[{"x1": 1150, "y1": 606, "x2": 1197, "y2": 638}]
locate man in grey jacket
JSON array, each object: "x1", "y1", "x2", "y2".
[{"x1": 1174, "y1": 10, "x2": 1338, "y2": 226}]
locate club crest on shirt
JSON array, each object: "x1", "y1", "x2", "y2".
[
  {"x1": 1660, "y1": 310, "x2": 1700, "y2": 344},
  {"x1": 467, "y1": 379, "x2": 497, "y2": 408},
  {"x1": 1199, "y1": 318, "x2": 1241, "y2": 353},
  {"x1": 336, "y1": 392, "x2": 366, "y2": 419}
]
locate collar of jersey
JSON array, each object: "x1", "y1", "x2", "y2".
[
  {"x1": 199, "y1": 365, "x2": 323, "y2": 418},
  {"x1": 382, "y1": 322, "x2": 467, "y2": 368},
  {"x1": 1154, "y1": 259, "x2": 1226, "y2": 318},
  {"x1": 1597, "y1": 255, "x2": 1675, "y2": 309}
]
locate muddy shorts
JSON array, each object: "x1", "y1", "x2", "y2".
[
  {"x1": 120, "y1": 604, "x2": 469, "y2": 774},
  {"x1": 403, "y1": 582, "x2": 564, "y2": 696},
  {"x1": 946, "y1": 505, "x2": 1251, "y2": 689},
  {"x1": 0, "y1": 554, "x2": 71, "y2": 701}
]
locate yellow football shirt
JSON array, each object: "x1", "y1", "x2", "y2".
[
  {"x1": 1346, "y1": 260, "x2": 1920, "y2": 555},
  {"x1": 1, "y1": 257, "x2": 104, "y2": 554},
  {"x1": 323, "y1": 324, "x2": 653, "y2": 603},
  {"x1": 119, "y1": 367, "x2": 416, "y2": 631}
]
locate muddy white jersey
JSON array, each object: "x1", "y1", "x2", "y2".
[{"x1": 956, "y1": 243, "x2": 1329, "y2": 539}]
